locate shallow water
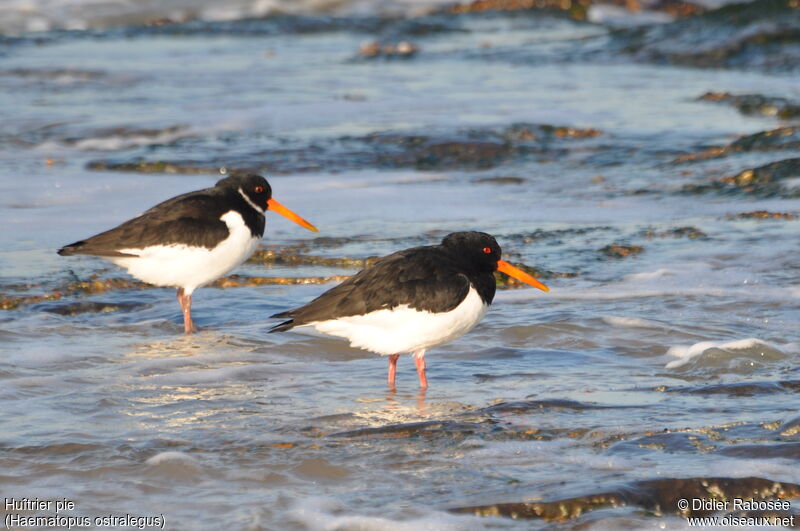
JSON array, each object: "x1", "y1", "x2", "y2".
[{"x1": 1, "y1": 3, "x2": 800, "y2": 530}]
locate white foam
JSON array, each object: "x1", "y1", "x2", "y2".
[
  {"x1": 0, "y1": 0, "x2": 456, "y2": 35},
  {"x1": 705, "y1": 456, "x2": 800, "y2": 484},
  {"x1": 139, "y1": 364, "x2": 258, "y2": 385},
  {"x1": 663, "y1": 338, "x2": 793, "y2": 369},
  {"x1": 622, "y1": 268, "x2": 674, "y2": 281},
  {"x1": 284, "y1": 496, "x2": 485, "y2": 531},
  {"x1": 601, "y1": 316, "x2": 662, "y2": 329},
  {"x1": 587, "y1": 4, "x2": 674, "y2": 27},
  {"x1": 145, "y1": 451, "x2": 199, "y2": 466},
  {"x1": 73, "y1": 129, "x2": 191, "y2": 151},
  {"x1": 466, "y1": 440, "x2": 635, "y2": 471}
]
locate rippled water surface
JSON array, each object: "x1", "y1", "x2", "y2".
[{"x1": 1, "y1": 2, "x2": 799, "y2": 529}]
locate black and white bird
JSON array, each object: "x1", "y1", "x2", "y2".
[
  {"x1": 58, "y1": 173, "x2": 318, "y2": 333},
  {"x1": 269, "y1": 231, "x2": 548, "y2": 388}
]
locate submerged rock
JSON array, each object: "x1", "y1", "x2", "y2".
[
  {"x1": 473, "y1": 176, "x2": 527, "y2": 185},
  {"x1": 42, "y1": 301, "x2": 143, "y2": 316},
  {"x1": 358, "y1": 40, "x2": 419, "y2": 59},
  {"x1": 86, "y1": 159, "x2": 220, "y2": 174},
  {"x1": 730, "y1": 127, "x2": 800, "y2": 152},
  {"x1": 247, "y1": 248, "x2": 378, "y2": 269},
  {"x1": 210, "y1": 275, "x2": 351, "y2": 288},
  {"x1": 65, "y1": 277, "x2": 151, "y2": 294},
  {"x1": 682, "y1": 158, "x2": 800, "y2": 197},
  {"x1": 615, "y1": 0, "x2": 800, "y2": 72},
  {"x1": 643, "y1": 226, "x2": 707, "y2": 239},
  {"x1": 0, "y1": 292, "x2": 62, "y2": 310},
  {"x1": 86, "y1": 122, "x2": 604, "y2": 175},
  {"x1": 675, "y1": 127, "x2": 800, "y2": 163},
  {"x1": 599, "y1": 243, "x2": 644, "y2": 258},
  {"x1": 721, "y1": 158, "x2": 800, "y2": 188},
  {"x1": 779, "y1": 415, "x2": 800, "y2": 436},
  {"x1": 447, "y1": 0, "x2": 591, "y2": 20},
  {"x1": 479, "y1": 398, "x2": 614, "y2": 414},
  {"x1": 451, "y1": 476, "x2": 800, "y2": 521},
  {"x1": 729, "y1": 210, "x2": 796, "y2": 220},
  {"x1": 328, "y1": 420, "x2": 483, "y2": 439},
  {"x1": 663, "y1": 379, "x2": 800, "y2": 396},
  {"x1": 718, "y1": 442, "x2": 800, "y2": 459},
  {"x1": 699, "y1": 92, "x2": 800, "y2": 119}
]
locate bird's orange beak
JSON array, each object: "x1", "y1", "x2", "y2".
[
  {"x1": 497, "y1": 259, "x2": 549, "y2": 292},
  {"x1": 267, "y1": 198, "x2": 319, "y2": 232}
]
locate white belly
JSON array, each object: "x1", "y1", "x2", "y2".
[
  {"x1": 109, "y1": 211, "x2": 260, "y2": 294},
  {"x1": 308, "y1": 287, "x2": 489, "y2": 355}
]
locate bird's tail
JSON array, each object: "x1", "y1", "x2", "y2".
[
  {"x1": 57, "y1": 241, "x2": 136, "y2": 257},
  {"x1": 268, "y1": 319, "x2": 295, "y2": 333},
  {"x1": 269, "y1": 310, "x2": 295, "y2": 333}
]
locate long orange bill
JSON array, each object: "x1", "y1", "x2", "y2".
[
  {"x1": 497, "y1": 259, "x2": 549, "y2": 292},
  {"x1": 266, "y1": 198, "x2": 319, "y2": 232}
]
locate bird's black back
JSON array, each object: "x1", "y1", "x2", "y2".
[
  {"x1": 270, "y1": 242, "x2": 496, "y2": 332},
  {"x1": 58, "y1": 185, "x2": 265, "y2": 257}
]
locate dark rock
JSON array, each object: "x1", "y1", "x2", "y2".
[
  {"x1": 473, "y1": 176, "x2": 527, "y2": 185},
  {"x1": 698, "y1": 92, "x2": 800, "y2": 119},
  {"x1": 721, "y1": 158, "x2": 800, "y2": 187},
  {"x1": 86, "y1": 159, "x2": 220, "y2": 174},
  {"x1": 729, "y1": 210, "x2": 796, "y2": 220},
  {"x1": 42, "y1": 301, "x2": 143, "y2": 316},
  {"x1": 681, "y1": 158, "x2": 800, "y2": 197},
  {"x1": 779, "y1": 415, "x2": 800, "y2": 436},
  {"x1": 599, "y1": 243, "x2": 644, "y2": 258},
  {"x1": 451, "y1": 476, "x2": 800, "y2": 521},
  {"x1": 718, "y1": 443, "x2": 800, "y2": 459},
  {"x1": 663, "y1": 380, "x2": 800, "y2": 396},
  {"x1": 328, "y1": 420, "x2": 483, "y2": 438},
  {"x1": 446, "y1": 0, "x2": 591, "y2": 20},
  {"x1": 643, "y1": 226, "x2": 707, "y2": 239},
  {"x1": 86, "y1": 122, "x2": 603, "y2": 175},
  {"x1": 1, "y1": 292, "x2": 62, "y2": 311},
  {"x1": 211, "y1": 275, "x2": 351, "y2": 288},
  {"x1": 675, "y1": 127, "x2": 800, "y2": 163},
  {"x1": 615, "y1": 0, "x2": 800, "y2": 73},
  {"x1": 247, "y1": 248, "x2": 377, "y2": 269},
  {"x1": 730, "y1": 126, "x2": 800, "y2": 152},
  {"x1": 358, "y1": 40, "x2": 419, "y2": 59},
  {"x1": 479, "y1": 398, "x2": 616, "y2": 414}
]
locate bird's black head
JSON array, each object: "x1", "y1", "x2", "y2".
[
  {"x1": 216, "y1": 173, "x2": 272, "y2": 211},
  {"x1": 441, "y1": 231, "x2": 550, "y2": 292},
  {"x1": 441, "y1": 231, "x2": 502, "y2": 272},
  {"x1": 215, "y1": 172, "x2": 319, "y2": 232}
]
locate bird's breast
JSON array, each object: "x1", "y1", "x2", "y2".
[{"x1": 310, "y1": 286, "x2": 489, "y2": 355}]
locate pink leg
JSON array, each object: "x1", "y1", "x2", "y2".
[
  {"x1": 387, "y1": 354, "x2": 400, "y2": 389},
  {"x1": 176, "y1": 288, "x2": 195, "y2": 334},
  {"x1": 413, "y1": 349, "x2": 428, "y2": 389}
]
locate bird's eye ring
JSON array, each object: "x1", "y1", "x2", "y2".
[
  {"x1": 482, "y1": 247, "x2": 492, "y2": 254},
  {"x1": 254, "y1": 186, "x2": 264, "y2": 193}
]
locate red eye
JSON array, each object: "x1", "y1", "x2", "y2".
[
  {"x1": 254, "y1": 186, "x2": 264, "y2": 193},
  {"x1": 482, "y1": 247, "x2": 492, "y2": 254}
]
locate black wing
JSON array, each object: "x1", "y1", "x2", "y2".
[
  {"x1": 270, "y1": 246, "x2": 471, "y2": 332},
  {"x1": 58, "y1": 192, "x2": 233, "y2": 257}
]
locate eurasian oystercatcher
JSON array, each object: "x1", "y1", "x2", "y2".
[
  {"x1": 269, "y1": 231, "x2": 548, "y2": 388},
  {"x1": 58, "y1": 173, "x2": 318, "y2": 333}
]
